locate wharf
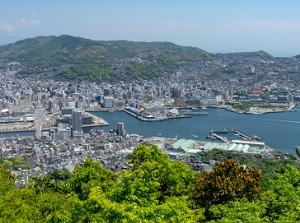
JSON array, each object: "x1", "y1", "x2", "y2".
[
  {"x1": 210, "y1": 132, "x2": 230, "y2": 143},
  {"x1": 181, "y1": 111, "x2": 208, "y2": 116},
  {"x1": 209, "y1": 129, "x2": 261, "y2": 142},
  {"x1": 84, "y1": 111, "x2": 109, "y2": 126},
  {"x1": 123, "y1": 109, "x2": 191, "y2": 122}
]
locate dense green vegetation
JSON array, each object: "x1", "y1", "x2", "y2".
[
  {"x1": 0, "y1": 144, "x2": 300, "y2": 222},
  {"x1": 200, "y1": 149, "x2": 300, "y2": 188},
  {"x1": 0, "y1": 156, "x2": 30, "y2": 170}
]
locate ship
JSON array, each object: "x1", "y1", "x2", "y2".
[
  {"x1": 295, "y1": 146, "x2": 300, "y2": 157},
  {"x1": 253, "y1": 135, "x2": 261, "y2": 141}
]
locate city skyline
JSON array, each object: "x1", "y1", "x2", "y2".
[{"x1": 1, "y1": 0, "x2": 300, "y2": 57}]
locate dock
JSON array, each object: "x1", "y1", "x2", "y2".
[
  {"x1": 208, "y1": 129, "x2": 261, "y2": 143},
  {"x1": 84, "y1": 111, "x2": 109, "y2": 125},
  {"x1": 210, "y1": 132, "x2": 230, "y2": 143},
  {"x1": 123, "y1": 108, "x2": 191, "y2": 122},
  {"x1": 181, "y1": 111, "x2": 208, "y2": 116}
]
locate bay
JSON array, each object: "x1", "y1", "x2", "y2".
[
  {"x1": 1, "y1": 108, "x2": 299, "y2": 154},
  {"x1": 91, "y1": 108, "x2": 300, "y2": 154}
]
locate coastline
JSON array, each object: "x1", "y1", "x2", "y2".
[
  {"x1": 84, "y1": 111, "x2": 109, "y2": 125},
  {"x1": 221, "y1": 103, "x2": 296, "y2": 115},
  {"x1": 0, "y1": 108, "x2": 299, "y2": 155},
  {"x1": 123, "y1": 108, "x2": 192, "y2": 122},
  {"x1": 0, "y1": 111, "x2": 110, "y2": 134}
]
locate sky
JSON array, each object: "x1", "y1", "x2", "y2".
[{"x1": 1, "y1": 0, "x2": 300, "y2": 56}]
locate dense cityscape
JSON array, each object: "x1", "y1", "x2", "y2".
[
  {"x1": 0, "y1": 46, "x2": 300, "y2": 185},
  {"x1": 1, "y1": 36, "x2": 300, "y2": 222},
  {"x1": 2, "y1": 1, "x2": 300, "y2": 221}
]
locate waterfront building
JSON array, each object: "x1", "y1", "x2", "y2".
[
  {"x1": 117, "y1": 122, "x2": 125, "y2": 137},
  {"x1": 201, "y1": 141, "x2": 267, "y2": 154},
  {"x1": 169, "y1": 139, "x2": 201, "y2": 155},
  {"x1": 103, "y1": 97, "x2": 115, "y2": 108}
]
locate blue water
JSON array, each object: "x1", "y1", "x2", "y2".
[
  {"x1": 0, "y1": 130, "x2": 35, "y2": 138},
  {"x1": 90, "y1": 108, "x2": 300, "y2": 154},
  {"x1": 2, "y1": 108, "x2": 300, "y2": 154}
]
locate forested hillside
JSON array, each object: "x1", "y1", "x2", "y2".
[
  {"x1": 0, "y1": 144, "x2": 300, "y2": 222},
  {"x1": 0, "y1": 35, "x2": 212, "y2": 82}
]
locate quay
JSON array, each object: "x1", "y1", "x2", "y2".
[
  {"x1": 84, "y1": 111, "x2": 109, "y2": 126},
  {"x1": 180, "y1": 111, "x2": 208, "y2": 116},
  {"x1": 210, "y1": 132, "x2": 230, "y2": 143},
  {"x1": 123, "y1": 109, "x2": 164, "y2": 121},
  {"x1": 123, "y1": 107, "x2": 191, "y2": 122}
]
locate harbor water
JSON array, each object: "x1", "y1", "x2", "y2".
[
  {"x1": 89, "y1": 108, "x2": 300, "y2": 154},
  {"x1": 1, "y1": 107, "x2": 300, "y2": 154}
]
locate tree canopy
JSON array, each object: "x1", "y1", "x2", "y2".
[{"x1": 0, "y1": 144, "x2": 300, "y2": 222}]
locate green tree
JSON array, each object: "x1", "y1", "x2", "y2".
[
  {"x1": 192, "y1": 159, "x2": 262, "y2": 208},
  {"x1": 205, "y1": 198, "x2": 268, "y2": 223},
  {"x1": 263, "y1": 165, "x2": 300, "y2": 222},
  {"x1": 48, "y1": 169, "x2": 71, "y2": 181},
  {"x1": 113, "y1": 144, "x2": 194, "y2": 204},
  {"x1": 0, "y1": 164, "x2": 15, "y2": 196},
  {"x1": 66, "y1": 158, "x2": 116, "y2": 200},
  {"x1": 2, "y1": 160, "x2": 13, "y2": 170}
]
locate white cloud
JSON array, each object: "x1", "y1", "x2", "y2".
[
  {"x1": 28, "y1": 19, "x2": 40, "y2": 26},
  {"x1": 0, "y1": 19, "x2": 14, "y2": 32},
  {"x1": 0, "y1": 18, "x2": 40, "y2": 32}
]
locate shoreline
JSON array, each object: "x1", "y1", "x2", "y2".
[
  {"x1": 0, "y1": 104, "x2": 297, "y2": 134},
  {"x1": 84, "y1": 111, "x2": 109, "y2": 125},
  {"x1": 123, "y1": 108, "x2": 192, "y2": 122},
  {"x1": 220, "y1": 103, "x2": 296, "y2": 115},
  {"x1": 0, "y1": 111, "x2": 110, "y2": 134}
]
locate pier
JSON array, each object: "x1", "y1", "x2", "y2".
[
  {"x1": 84, "y1": 111, "x2": 109, "y2": 126},
  {"x1": 181, "y1": 111, "x2": 208, "y2": 116},
  {"x1": 210, "y1": 132, "x2": 230, "y2": 143},
  {"x1": 123, "y1": 108, "x2": 191, "y2": 122},
  {"x1": 234, "y1": 130, "x2": 253, "y2": 141},
  {"x1": 208, "y1": 129, "x2": 260, "y2": 143}
]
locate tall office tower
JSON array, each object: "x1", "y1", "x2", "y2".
[
  {"x1": 117, "y1": 122, "x2": 125, "y2": 136},
  {"x1": 72, "y1": 109, "x2": 83, "y2": 138}
]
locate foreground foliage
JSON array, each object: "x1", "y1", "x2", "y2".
[
  {"x1": 0, "y1": 144, "x2": 300, "y2": 222},
  {"x1": 192, "y1": 159, "x2": 262, "y2": 208}
]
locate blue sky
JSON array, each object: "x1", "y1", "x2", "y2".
[{"x1": 1, "y1": 0, "x2": 300, "y2": 56}]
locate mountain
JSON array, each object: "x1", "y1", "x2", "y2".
[
  {"x1": 0, "y1": 35, "x2": 213, "y2": 82},
  {"x1": 219, "y1": 50, "x2": 274, "y2": 60},
  {"x1": 294, "y1": 54, "x2": 300, "y2": 59}
]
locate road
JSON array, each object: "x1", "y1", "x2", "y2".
[{"x1": 35, "y1": 107, "x2": 48, "y2": 139}]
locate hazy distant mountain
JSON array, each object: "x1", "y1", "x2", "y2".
[
  {"x1": 0, "y1": 35, "x2": 275, "y2": 82},
  {"x1": 294, "y1": 54, "x2": 300, "y2": 59},
  {"x1": 218, "y1": 50, "x2": 274, "y2": 60}
]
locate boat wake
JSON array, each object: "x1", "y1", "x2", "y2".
[
  {"x1": 191, "y1": 133, "x2": 198, "y2": 138},
  {"x1": 276, "y1": 119, "x2": 300, "y2": 124}
]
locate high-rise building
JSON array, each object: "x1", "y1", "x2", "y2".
[
  {"x1": 72, "y1": 109, "x2": 83, "y2": 138},
  {"x1": 103, "y1": 97, "x2": 115, "y2": 108},
  {"x1": 117, "y1": 122, "x2": 125, "y2": 136}
]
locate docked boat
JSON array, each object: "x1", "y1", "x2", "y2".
[
  {"x1": 295, "y1": 146, "x2": 300, "y2": 157},
  {"x1": 253, "y1": 135, "x2": 261, "y2": 141}
]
